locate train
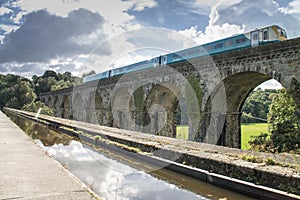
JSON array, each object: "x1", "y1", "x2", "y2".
[{"x1": 83, "y1": 25, "x2": 287, "y2": 83}]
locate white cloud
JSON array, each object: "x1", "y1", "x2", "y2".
[
  {"x1": 16, "y1": 0, "x2": 150, "y2": 45},
  {"x1": 17, "y1": 0, "x2": 155, "y2": 31},
  {"x1": 203, "y1": 23, "x2": 245, "y2": 42},
  {"x1": 177, "y1": 26, "x2": 204, "y2": 44},
  {"x1": 178, "y1": 23, "x2": 245, "y2": 45},
  {"x1": 76, "y1": 28, "x2": 201, "y2": 75},
  {"x1": 0, "y1": 9, "x2": 108, "y2": 63},
  {"x1": 0, "y1": 7, "x2": 13, "y2": 15},
  {"x1": 204, "y1": 0, "x2": 300, "y2": 38},
  {"x1": 128, "y1": 0, "x2": 158, "y2": 12},
  {"x1": 19, "y1": 0, "x2": 133, "y2": 24},
  {"x1": 1, "y1": 0, "x2": 300, "y2": 78},
  {"x1": 193, "y1": 0, "x2": 231, "y2": 8},
  {"x1": 278, "y1": 0, "x2": 300, "y2": 15},
  {"x1": 256, "y1": 79, "x2": 283, "y2": 90},
  {"x1": 0, "y1": 24, "x2": 18, "y2": 32},
  {"x1": 174, "y1": 0, "x2": 251, "y2": 46},
  {"x1": 193, "y1": 0, "x2": 242, "y2": 15}
]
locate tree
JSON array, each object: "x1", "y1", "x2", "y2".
[
  {"x1": 34, "y1": 71, "x2": 59, "y2": 94},
  {"x1": 22, "y1": 101, "x2": 55, "y2": 116},
  {"x1": 50, "y1": 71, "x2": 81, "y2": 91},
  {"x1": 0, "y1": 71, "x2": 81, "y2": 114},
  {"x1": 42, "y1": 70, "x2": 59, "y2": 80},
  {"x1": 241, "y1": 89, "x2": 277, "y2": 123},
  {"x1": 0, "y1": 74, "x2": 36, "y2": 109},
  {"x1": 250, "y1": 89, "x2": 300, "y2": 153},
  {"x1": 34, "y1": 71, "x2": 81, "y2": 94},
  {"x1": 267, "y1": 89, "x2": 299, "y2": 153},
  {"x1": 35, "y1": 76, "x2": 57, "y2": 94},
  {"x1": 82, "y1": 70, "x2": 96, "y2": 78}
]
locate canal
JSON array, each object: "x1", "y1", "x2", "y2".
[{"x1": 8, "y1": 113, "x2": 257, "y2": 200}]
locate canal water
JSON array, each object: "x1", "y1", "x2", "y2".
[{"x1": 8, "y1": 113, "x2": 257, "y2": 200}]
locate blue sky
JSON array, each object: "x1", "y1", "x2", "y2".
[{"x1": 0, "y1": 0, "x2": 299, "y2": 79}]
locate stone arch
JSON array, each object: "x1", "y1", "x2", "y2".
[
  {"x1": 203, "y1": 71, "x2": 272, "y2": 148},
  {"x1": 143, "y1": 83, "x2": 181, "y2": 137},
  {"x1": 223, "y1": 72, "x2": 270, "y2": 113},
  {"x1": 62, "y1": 95, "x2": 70, "y2": 119},
  {"x1": 73, "y1": 93, "x2": 83, "y2": 121},
  {"x1": 110, "y1": 88, "x2": 135, "y2": 130},
  {"x1": 129, "y1": 85, "x2": 147, "y2": 131}
]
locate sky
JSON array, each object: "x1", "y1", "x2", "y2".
[{"x1": 0, "y1": 0, "x2": 299, "y2": 81}]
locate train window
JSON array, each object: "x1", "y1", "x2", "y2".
[
  {"x1": 253, "y1": 34, "x2": 258, "y2": 41},
  {"x1": 278, "y1": 29, "x2": 286, "y2": 37},
  {"x1": 196, "y1": 48, "x2": 203, "y2": 53},
  {"x1": 188, "y1": 50, "x2": 195, "y2": 55},
  {"x1": 205, "y1": 45, "x2": 212, "y2": 51},
  {"x1": 214, "y1": 43, "x2": 224, "y2": 49},
  {"x1": 263, "y1": 30, "x2": 268, "y2": 40},
  {"x1": 236, "y1": 38, "x2": 246, "y2": 44},
  {"x1": 162, "y1": 56, "x2": 167, "y2": 64},
  {"x1": 225, "y1": 40, "x2": 234, "y2": 47}
]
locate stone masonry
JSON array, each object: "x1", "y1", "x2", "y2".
[{"x1": 40, "y1": 37, "x2": 300, "y2": 148}]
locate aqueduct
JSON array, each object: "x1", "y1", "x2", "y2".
[{"x1": 40, "y1": 37, "x2": 300, "y2": 148}]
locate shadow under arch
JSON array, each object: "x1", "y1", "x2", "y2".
[
  {"x1": 62, "y1": 95, "x2": 70, "y2": 119},
  {"x1": 94, "y1": 91, "x2": 104, "y2": 125},
  {"x1": 47, "y1": 96, "x2": 52, "y2": 106},
  {"x1": 53, "y1": 96, "x2": 59, "y2": 113},
  {"x1": 110, "y1": 87, "x2": 135, "y2": 130},
  {"x1": 202, "y1": 71, "x2": 272, "y2": 148},
  {"x1": 143, "y1": 83, "x2": 181, "y2": 138}
]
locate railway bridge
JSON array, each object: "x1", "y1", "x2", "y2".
[{"x1": 40, "y1": 37, "x2": 300, "y2": 148}]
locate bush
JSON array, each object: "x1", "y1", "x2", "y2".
[
  {"x1": 249, "y1": 88, "x2": 300, "y2": 154},
  {"x1": 249, "y1": 132, "x2": 274, "y2": 153},
  {"x1": 22, "y1": 101, "x2": 55, "y2": 116}
]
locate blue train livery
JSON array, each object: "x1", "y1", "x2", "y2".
[{"x1": 83, "y1": 25, "x2": 287, "y2": 83}]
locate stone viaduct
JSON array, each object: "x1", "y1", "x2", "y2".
[{"x1": 40, "y1": 37, "x2": 300, "y2": 148}]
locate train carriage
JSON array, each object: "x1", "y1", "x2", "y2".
[
  {"x1": 83, "y1": 25, "x2": 287, "y2": 83},
  {"x1": 111, "y1": 60, "x2": 153, "y2": 77},
  {"x1": 166, "y1": 25, "x2": 287, "y2": 64}
]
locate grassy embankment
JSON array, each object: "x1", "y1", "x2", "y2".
[{"x1": 176, "y1": 123, "x2": 269, "y2": 150}]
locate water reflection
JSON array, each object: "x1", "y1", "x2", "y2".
[
  {"x1": 8, "y1": 113, "x2": 257, "y2": 200},
  {"x1": 8, "y1": 113, "x2": 72, "y2": 146},
  {"x1": 37, "y1": 140, "x2": 209, "y2": 200}
]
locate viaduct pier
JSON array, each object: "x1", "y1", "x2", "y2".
[{"x1": 40, "y1": 37, "x2": 300, "y2": 148}]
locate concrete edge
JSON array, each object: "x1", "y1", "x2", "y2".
[
  {"x1": 34, "y1": 143, "x2": 102, "y2": 200},
  {"x1": 2, "y1": 110, "x2": 101, "y2": 200},
  {"x1": 88, "y1": 135, "x2": 300, "y2": 200},
  {"x1": 5, "y1": 108, "x2": 300, "y2": 200}
]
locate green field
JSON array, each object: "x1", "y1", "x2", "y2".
[
  {"x1": 176, "y1": 125, "x2": 189, "y2": 140},
  {"x1": 176, "y1": 123, "x2": 269, "y2": 150},
  {"x1": 241, "y1": 123, "x2": 269, "y2": 150}
]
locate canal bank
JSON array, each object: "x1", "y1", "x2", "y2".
[
  {"x1": 4, "y1": 108, "x2": 300, "y2": 199},
  {"x1": 0, "y1": 111, "x2": 99, "y2": 200},
  {"x1": 6, "y1": 110, "x2": 258, "y2": 199}
]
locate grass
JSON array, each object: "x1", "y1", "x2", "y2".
[
  {"x1": 241, "y1": 123, "x2": 269, "y2": 150},
  {"x1": 176, "y1": 125, "x2": 189, "y2": 140},
  {"x1": 176, "y1": 123, "x2": 269, "y2": 150}
]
